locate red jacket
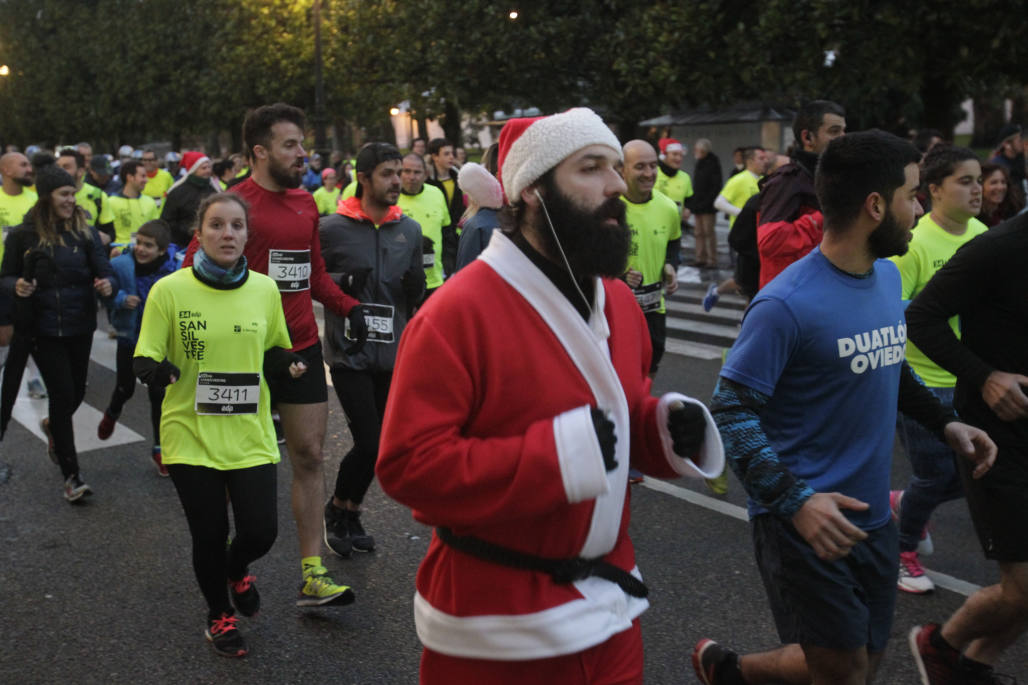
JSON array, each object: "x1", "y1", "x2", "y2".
[
  {"x1": 377, "y1": 231, "x2": 723, "y2": 660},
  {"x1": 756, "y1": 151, "x2": 823, "y2": 289}
]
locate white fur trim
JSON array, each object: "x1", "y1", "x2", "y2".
[
  {"x1": 655, "y1": 393, "x2": 724, "y2": 479},
  {"x1": 457, "y1": 162, "x2": 503, "y2": 209},
  {"x1": 501, "y1": 108, "x2": 622, "y2": 200},
  {"x1": 553, "y1": 405, "x2": 611, "y2": 504},
  {"x1": 413, "y1": 569, "x2": 649, "y2": 659},
  {"x1": 480, "y1": 231, "x2": 628, "y2": 559},
  {"x1": 187, "y1": 155, "x2": 211, "y2": 176},
  {"x1": 664, "y1": 143, "x2": 683, "y2": 153}
]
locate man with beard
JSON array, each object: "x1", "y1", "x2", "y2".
[
  {"x1": 0, "y1": 152, "x2": 37, "y2": 345},
  {"x1": 757, "y1": 100, "x2": 846, "y2": 289},
  {"x1": 161, "y1": 151, "x2": 218, "y2": 247},
  {"x1": 620, "y1": 139, "x2": 680, "y2": 377},
  {"x1": 376, "y1": 108, "x2": 724, "y2": 683},
  {"x1": 320, "y1": 143, "x2": 424, "y2": 558},
  {"x1": 183, "y1": 103, "x2": 365, "y2": 609},
  {"x1": 693, "y1": 131, "x2": 997, "y2": 685},
  {"x1": 396, "y1": 153, "x2": 448, "y2": 299}
]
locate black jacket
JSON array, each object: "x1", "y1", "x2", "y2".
[
  {"x1": 0, "y1": 221, "x2": 112, "y2": 337},
  {"x1": 687, "y1": 154, "x2": 723, "y2": 214},
  {"x1": 160, "y1": 177, "x2": 218, "y2": 246},
  {"x1": 425, "y1": 165, "x2": 462, "y2": 275}
]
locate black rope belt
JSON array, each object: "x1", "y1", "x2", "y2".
[{"x1": 435, "y1": 527, "x2": 648, "y2": 598}]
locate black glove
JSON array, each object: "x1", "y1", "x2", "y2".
[
  {"x1": 667, "y1": 400, "x2": 707, "y2": 457},
  {"x1": 338, "y1": 267, "x2": 372, "y2": 297},
  {"x1": 25, "y1": 248, "x2": 56, "y2": 288},
  {"x1": 344, "y1": 305, "x2": 368, "y2": 356},
  {"x1": 590, "y1": 408, "x2": 618, "y2": 472},
  {"x1": 422, "y1": 235, "x2": 435, "y2": 254}
]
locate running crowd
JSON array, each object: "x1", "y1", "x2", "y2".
[{"x1": 0, "y1": 100, "x2": 1025, "y2": 684}]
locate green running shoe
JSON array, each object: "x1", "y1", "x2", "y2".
[{"x1": 296, "y1": 566, "x2": 356, "y2": 607}]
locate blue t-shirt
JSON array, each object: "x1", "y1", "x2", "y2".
[{"x1": 721, "y1": 248, "x2": 906, "y2": 530}]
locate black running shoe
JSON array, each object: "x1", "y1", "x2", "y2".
[
  {"x1": 229, "y1": 574, "x2": 260, "y2": 617},
  {"x1": 323, "y1": 500, "x2": 352, "y2": 558},
  {"x1": 346, "y1": 509, "x2": 375, "y2": 553},
  {"x1": 692, "y1": 638, "x2": 744, "y2": 685},
  {"x1": 205, "y1": 611, "x2": 247, "y2": 657}
]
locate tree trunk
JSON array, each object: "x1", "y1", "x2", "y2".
[
  {"x1": 919, "y1": 75, "x2": 962, "y2": 139},
  {"x1": 442, "y1": 100, "x2": 461, "y2": 146}
]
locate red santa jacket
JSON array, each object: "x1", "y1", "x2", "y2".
[{"x1": 377, "y1": 231, "x2": 724, "y2": 661}]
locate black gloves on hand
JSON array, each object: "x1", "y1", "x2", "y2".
[
  {"x1": 345, "y1": 305, "x2": 368, "y2": 356},
  {"x1": 153, "y1": 359, "x2": 181, "y2": 388},
  {"x1": 338, "y1": 267, "x2": 372, "y2": 297},
  {"x1": 422, "y1": 235, "x2": 435, "y2": 255},
  {"x1": 667, "y1": 400, "x2": 707, "y2": 457},
  {"x1": 590, "y1": 408, "x2": 618, "y2": 472}
]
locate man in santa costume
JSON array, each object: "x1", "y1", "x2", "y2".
[{"x1": 377, "y1": 107, "x2": 725, "y2": 684}]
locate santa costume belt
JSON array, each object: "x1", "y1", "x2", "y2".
[{"x1": 435, "y1": 527, "x2": 649, "y2": 598}]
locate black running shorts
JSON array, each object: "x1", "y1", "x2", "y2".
[
  {"x1": 959, "y1": 445, "x2": 1028, "y2": 562},
  {"x1": 752, "y1": 513, "x2": 898, "y2": 653},
  {"x1": 265, "y1": 340, "x2": 328, "y2": 405}
]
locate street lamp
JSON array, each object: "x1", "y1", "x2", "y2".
[
  {"x1": 508, "y1": 10, "x2": 519, "y2": 20},
  {"x1": 0, "y1": 65, "x2": 9, "y2": 77}
]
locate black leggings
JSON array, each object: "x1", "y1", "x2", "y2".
[
  {"x1": 107, "y1": 341, "x2": 164, "y2": 445},
  {"x1": 33, "y1": 334, "x2": 92, "y2": 478},
  {"x1": 330, "y1": 368, "x2": 391, "y2": 505},
  {"x1": 167, "y1": 463, "x2": 278, "y2": 617}
]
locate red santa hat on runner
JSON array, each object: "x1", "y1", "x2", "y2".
[
  {"x1": 658, "y1": 137, "x2": 683, "y2": 160},
  {"x1": 181, "y1": 151, "x2": 211, "y2": 176},
  {"x1": 497, "y1": 107, "x2": 622, "y2": 202}
]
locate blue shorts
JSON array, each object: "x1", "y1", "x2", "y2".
[{"x1": 752, "y1": 513, "x2": 898, "y2": 653}]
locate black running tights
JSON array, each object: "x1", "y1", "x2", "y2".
[
  {"x1": 167, "y1": 463, "x2": 277, "y2": 617},
  {"x1": 330, "y1": 368, "x2": 391, "y2": 505},
  {"x1": 108, "y1": 341, "x2": 164, "y2": 445},
  {"x1": 33, "y1": 334, "x2": 92, "y2": 478}
]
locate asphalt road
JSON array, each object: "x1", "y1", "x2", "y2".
[{"x1": 1, "y1": 334, "x2": 1025, "y2": 683}]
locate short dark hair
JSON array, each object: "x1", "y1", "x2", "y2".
[
  {"x1": 120, "y1": 160, "x2": 143, "y2": 178},
  {"x1": 742, "y1": 146, "x2": 764, "y2": 163},
  {"x1": 140, "y1": 148, "x2": 158, "y2": 160},
  {"x1": 242, "y1": 103, "x2": 306, "y2": 159},
  {"x1": 815, "y1": 129, "x2": 921, "y2": 230},
  {"x1": 428, "y1": 138, "x2": 453, "y2": 156},
  {"x1": 402, "y1": 153, "x2": 426, "y2": 170},
  {"x1": 793, "y1": 100, "x2": 846, "y2": 144},
  {"x1": 58, "y1": 147, "x2": 85, "y2": 171},
  {"x1": 212, "y1": 159, "x2": 234, "y2": 178},
  {"x1": 136, "y1": 219, "x2": 171, "y2": 251},
  {"x1": 921, "y1": 145, "x2": 979, "y2": 190}
]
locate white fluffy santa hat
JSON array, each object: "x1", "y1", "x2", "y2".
[{"x1": 497, "y1": 107, "x2": 621, "y2": 202}]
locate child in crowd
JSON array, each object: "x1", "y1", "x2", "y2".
[{"x1": 97, "y1": 219, "x2": 177, "y2": 475}]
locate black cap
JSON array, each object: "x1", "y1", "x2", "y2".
[
  {"x1": 997, "y1": 123, "x2": 1022, "y2": 145},
  {"x1": 35, "y1": 165, "x2": 76, "y2": 197},
  {"x1": 90, "y1": 155, "x2": 114, "y2": 175}
]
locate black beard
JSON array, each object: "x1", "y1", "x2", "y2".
[
  {"x1": 268, "y1": 157, "x2": 302, "y2": 189},
  {"x1": 533, "y1": 175, "x2": 630, "y2": 279},
  {"x1": 868, "y1": 206, "x2": 910, "y2": 259},
  {"x1": 14, "y1": 176, "x2": 33, "y2": 187}
]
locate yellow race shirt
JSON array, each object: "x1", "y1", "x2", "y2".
[
  {"x1": 341, "y1": 180, "x2": 357, "y2": 201},
  {"x1": 719, "y1": 171, "x2": 760, "y2": 227},
  {"x1": 398, "y1": 185, "x2": 448, "y2": 289},
  {"x1": 108, "y1": 193, "x2": 160, "y2": 244},
  {"x1": 143, "y1": 169, "x2": 175, "y2": 206},
  {"x1": 312, "y1": 185, "x2": 342, "y2": 216},
  {"x1": 621, "y1": 190, "x2": 681, "y2": 314},
  {"x1": 75, "y1": 184, "x2": 114, "y2": 228},
  {"x1": 135, "y1": 268, "x2": 292, "y2": 470},
  {"x1": 0, "y1": 188, "x2": 37, "y2": 263},
  {"x1": 656, "y1": 167, "x2": 694, "y2": 211},
  {"x1": 889, "y1": 214, "x2": 988, "y2": 387}
]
